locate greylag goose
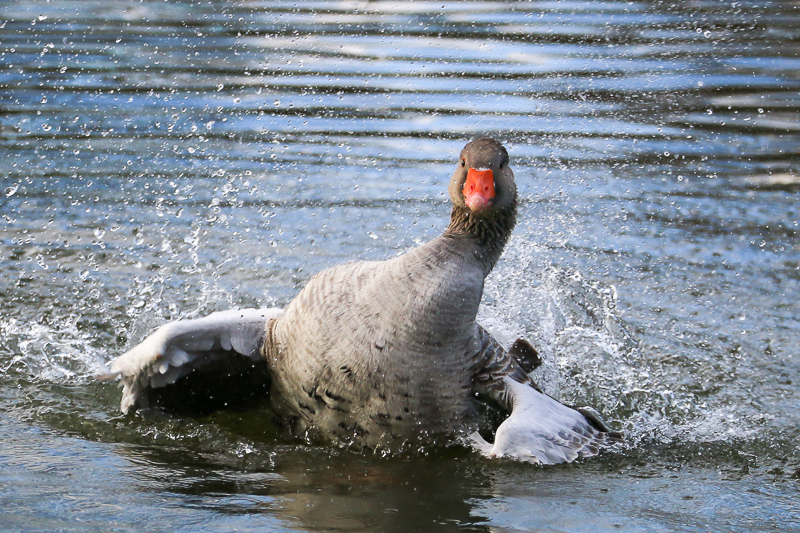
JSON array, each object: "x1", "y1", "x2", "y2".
[{"x1": 102, "y1": 138, "x2": 621, "y2": 464}]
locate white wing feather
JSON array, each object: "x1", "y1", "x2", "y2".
[
  {"x1": 471, "y1": 377, "x2": 618, "y2": 464},
  {"x1": 101, "y1": 308, "x2": 282, "y2": 414}
]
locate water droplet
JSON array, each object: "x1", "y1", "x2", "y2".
[
  {"x1": 94, "y1": 228, "x2": 105, "y2": 239},
  {"x1": 5, "y1": 184, "x2": 18, "y2": 196},
  {"x1": 40, "y1": 96, "x2": 47, "y2": 104},
  {"x1": 234, "y1": 97, "x2": 241, "y2": 104},
  {"x1": 273, "y1": 100, "x2": 281, "y2": 107}
]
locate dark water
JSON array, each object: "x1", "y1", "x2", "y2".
[{"x1": 2, "y1": 0, "x2": 799, "y2": 531}]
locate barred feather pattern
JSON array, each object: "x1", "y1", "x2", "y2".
[
  {"x1": 264, "y1": 233, "x2": 491, "y2": 451},
  {"x1": 470, "y1": 324, "x2": 536, "y2": 405}
]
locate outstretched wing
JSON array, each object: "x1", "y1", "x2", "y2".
[
  {"x1": 470, "y1": 325, "x2": 621, "y2": 464},
  {"x1": 99, "y1": 308, "x2": 282, "y2": 414}
]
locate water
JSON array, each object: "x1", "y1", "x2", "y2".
[{"x1": 1, "y1": 0, "x2": 799, "y2": 530}]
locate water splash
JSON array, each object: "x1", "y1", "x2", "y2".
[
  {"x1": 482, "y1": 254, "x2": 764, "y2": 450},
  {"x1": 0, "y1": 315, "x2": 108, "y2": 382}
]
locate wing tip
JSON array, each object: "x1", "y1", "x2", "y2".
[{"x1": 95, "y1": 371, "x2": 120, "y2": 382}]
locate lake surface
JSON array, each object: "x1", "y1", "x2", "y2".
[{"x1": 2, "y1": 0, "x2": 799, "y2": 531}]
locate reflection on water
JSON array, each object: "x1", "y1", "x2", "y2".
[{"x1": 1, "y1": 0, "x2": 799, "y2": 531}]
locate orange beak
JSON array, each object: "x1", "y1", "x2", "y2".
[{"x1": 463, "y1": 168, "x2": 496, "y2": 213}]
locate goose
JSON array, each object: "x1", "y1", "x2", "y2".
[{"x1": 101, "y1": 137, "x2": 621, "y2": 464}]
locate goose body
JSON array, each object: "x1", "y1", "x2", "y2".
[
  {"x1": 103, "y1": 138, "x2": 621, "y2": 463},
  {"x1": 268, "y1": 235, "x2": 488, "y2": 448}
]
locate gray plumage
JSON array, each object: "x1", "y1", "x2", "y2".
[{"x1": 101, "y1": 138, "x2": 622, "y2": 464}]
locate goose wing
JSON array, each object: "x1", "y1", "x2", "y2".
[
  {"x1": 100, "y1": 308, "x2": 282, "y2": 414},
  {"x1": 470, "y1": 325, "x2": 621, "y2": 464}
]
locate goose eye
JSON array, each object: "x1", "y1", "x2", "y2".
[{"x1": 461, "y1": 159, "x2": 466, "y2": 167}]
